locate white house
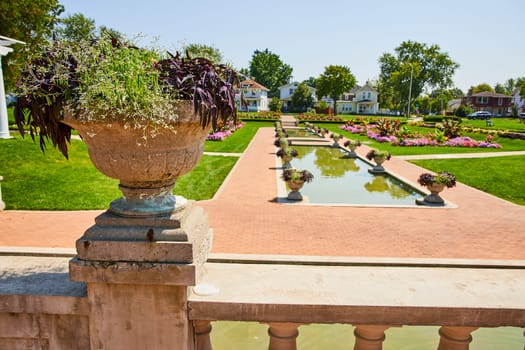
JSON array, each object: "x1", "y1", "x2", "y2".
[
  {"x1": 511, "y1": 88, "x2": 524, "y2": 114},
  {"x1": 278, "y1": 82, "x2": 317, "y2": 112},
  {"x1": 335, "y1": 83, "x2": 379, "y2": 115},
  {"x1": 236, "y1": 79, "x2": 269, "y2": 112}
]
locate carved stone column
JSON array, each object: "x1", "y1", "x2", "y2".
[
  {"x1": 267, "y1": 322, "x2": 301, "y2": 350},
  {"x1": 69, "y1": 202, "x2": 211, "y2": 350},
  {"x1": 437, "y1": 326, "x2": 478, "y2": 350},
  {"x1": 353, "y1": 325, "x2": 390, "y2": 350}
]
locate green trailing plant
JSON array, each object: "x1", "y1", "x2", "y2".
[
  {"x1": 14, "y1": 36, "x2": 239, "y2": 158},
  {"x1": 417, "y1": 171, "x2": 456, "y2": 188},
  {"x1": 281, "y1": 169, "x2": 314, "y2": 183},
  {"x1": 276, "y1": 147, "x2": 298, "y2": 158},
  {"x1": 344, "y1": 139, "x2": 361, "y2": 147},
  {"x1": 366, "y1": 149, "x2": 391, "y2": 161}
]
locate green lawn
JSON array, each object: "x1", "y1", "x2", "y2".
[
  {"x1": 204, "y1": 121, "x2": 272, "y2": 153},
  {"x1": 410, "y1": 156, "x2": 525, "y2": 205},
  {"x1": 1, "y1": 118, "x2": 523, "y2": 209},
  {"x1": 0, "y1": 135, "x2": 238, "y2": 209}
]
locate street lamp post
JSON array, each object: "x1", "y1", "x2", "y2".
[{"x1": 407, "y1": 63, "x2": 414, "y2": 118}]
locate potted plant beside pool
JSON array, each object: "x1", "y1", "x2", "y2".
[
  {"x1": 281, "y1": 168, "x2": 314, "y2": 201},
  {"x1": 14, "y1": 36, "x2": 239, "y2": 217},
  {"x1": 366, "y1": 149, "x2": 391, "y2": 174},
  {"x1": 415, "y1": 171, "x2": 456, "y2": 206},
  {"x1": 343, "y1": 139, "x2": 361, "y2": 158},
  {"x1": 276, "y1": 147, "x2": 298, "y2": 169},
  {"x1": 330, "y1": 133, "x2": 342, "y2": 147}
]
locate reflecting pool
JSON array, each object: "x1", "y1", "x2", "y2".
[{"x1": 279, "y1": 145, "x2": 425, "y2": 206}]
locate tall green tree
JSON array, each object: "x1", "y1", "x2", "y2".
[
  {"x1": 0, "y1": 0, "x2": 64, "y2": 90},
  {"x1": 248, "y1": 49, "x2": 292, "y2": 98},
  {"x1": 378, "y1": 41, "x2": 459, "y2": 115},
  {"x1": 183, "y1": 43, "x2": 223, "y2": 63},
  {"x1": 316, "y1": 65, "x2": 356, "y2": 113},
  {"x1": 302, "y1": 76, "x2": 317, "y2": 88},
  {"x1": 291, "y1": 83, "x2": 314, "y2": 112},
  {"x1": 469, "y1": 83, "x2": 494, "y2": 94},
  {"x1": 55, "y1": 13, "x2": 96, "y2": 42}
]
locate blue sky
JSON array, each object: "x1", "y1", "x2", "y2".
[{"x1": 58, "y1": 0, "x2": 524, "y2": 92}]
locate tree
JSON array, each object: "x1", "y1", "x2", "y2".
[
  {"x1": 55, "y1": 13, "x2": 96, "y2": 42},
  {"x1": 469, "y1": 83, "x2": 494, "y2": 94},
  {"x1": 268, "y1": 97, "x2": 282, "y2": 112},
  {"x1": 302, "y1": 76, "x2": 317, "y2": 88},
  {"x1": 316, "y1": 65, "x2": 356, "y2": 114},
  {"x1": 378, "y1": 41, "x2": 459, "y2": 115},
  {"x1": 0, "y1": 0, "x2": 64, "y2": 90},
  {"x1": 291, "y1": 83, "x2": 314, "y2": 112},
  {"x1": 183, "y1": 43, "x2": 223, "y2": 63},
  {"x1": 248, "y1": 49, "x2": 292, "y2": 98}
]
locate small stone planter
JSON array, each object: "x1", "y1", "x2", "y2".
[
  {"x1": 368, "y1": 156, "x2": 387, "y2": 174},
  {"x1": 416, "y1": 183, "x2": 446, "y2": 206},
  {"x1": 286, "y1": 180, "x2": 305, "y2": 201}
]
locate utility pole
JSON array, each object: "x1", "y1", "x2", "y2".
[{"x1": 407, "y1": 63, "x2": 414, "y2": 118}]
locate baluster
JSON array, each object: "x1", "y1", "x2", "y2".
[
  {"x1": 437, "y1": 326, "x2": 478, "y2": 350},
  {"x1": 194, "y1": 320, "x2": 213, "y2": 350},
  {"x1": 267, "y1": 322, "x2": 301, "y2": 350},
  {"x1": 353, "y1": 325, "x2": 390, "y2": 350}
]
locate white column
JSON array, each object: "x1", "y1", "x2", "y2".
[{"x1": 0, "y1": 55, "x2": 11, "y2": 139}]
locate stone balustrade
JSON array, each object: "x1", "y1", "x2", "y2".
[
  {"x1": 1, "y1": 251, "x2": 524, "y2": 349},
  {"x1": 189, "y1": 255, "x2": 525, "y2": 350}
]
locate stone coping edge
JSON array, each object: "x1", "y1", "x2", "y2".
[{"x1": 1, "y1": 247, "x2": 524, "y2": 269}]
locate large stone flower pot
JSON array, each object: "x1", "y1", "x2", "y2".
[
  {"x1": 64, "y1": 102, "x2": 208, "y2": 217},
  {"x1": 64, "y1": 102, "x2": 212, "y2": 265}
]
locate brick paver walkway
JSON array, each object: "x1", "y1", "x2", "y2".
[{"x1": 1, "y1": 124, "x2": 524, "y2": 260}]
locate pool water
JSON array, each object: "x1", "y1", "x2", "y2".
[
  {"x1": 211, "y1": 322, "x2": 524, "y2": 349},
  {"x1": 279, "y1": 146, "x2": 425, "y2": 206},
  {"x1": 284, "y1": 128, "x2": 318, "y2": 138}
]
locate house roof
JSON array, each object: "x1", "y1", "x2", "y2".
[
  {"x1": 239, "y1": 79, "x2": 269, "y2": 91},
  {"x1": 471, "y1": 91, "x2": 510, "y2": 98}
]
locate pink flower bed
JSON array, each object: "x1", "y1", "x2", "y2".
[
  {"x1": 206, "y1": 122, "x2": 245, "y2": 141},
  {"x1": 366, "y1": 131, "x2": 502, "y2": 148},
  {"x1": 339, "y1": 125, "x2": 366, "y2": 134}
]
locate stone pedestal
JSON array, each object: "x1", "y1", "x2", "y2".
[{"x1": 70, "y1": 201, "x2": 211, "y2": 350}]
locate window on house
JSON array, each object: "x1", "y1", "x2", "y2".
[
  {"x1": 289, "y1": 89, "x2": 294, "y2": 95},
  {"x1": 477, "y1": 96, "x2": 488, "y2": 104},
  {"x1": 498, "y1": 98, "x2": 503, "y2": 106},
  {"x1": 367, "y1": 92, "x2": 371, "y2": 99}
]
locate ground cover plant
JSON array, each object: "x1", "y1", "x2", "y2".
[{"x1": 0, "y1": 136, "x2": 237, "y2": 209}]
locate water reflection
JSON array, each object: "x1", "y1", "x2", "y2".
[
  {"x1": 286, "y1": 146, "x2": 423, "y2": 206},
  {"x1": 313, "y1": 147, "x2": 359, "y2": 177},
  {"x1": 364, "y1": 175, "x2": 412, "y2": 199}
]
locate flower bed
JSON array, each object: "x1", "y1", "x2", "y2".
[
  {"x1": 206, "y1": 121, "x2": 245, "y2": 141},
  {"x1": 339, "y1": 124, "x2": 366, "y2": 134},
  {"x1": 366, "y1": 131, "x2": 502, "y2": 148}
]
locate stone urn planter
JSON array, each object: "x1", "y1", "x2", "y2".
[
  {"x1": 64, "y1": 102, "x2": 206, "y2": 217},
  {"x1": 343, "y1": 140, "x2": 361, "y2": 158},
  {"x1": 276, "y1": 147, "x2": 298, "y2": 169},
  {"x1": 281, "y1": 168, "x2": 314, "y2": 201},
  {"x1": 416, "y1": 172, "x2": 456, "y2": 206},
  {"x1": 366, "y1": 149, "x2": 391, "y2": 174},
  {"x1": 286, "y1": 180, "x2": 306, "y2": 201}
]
